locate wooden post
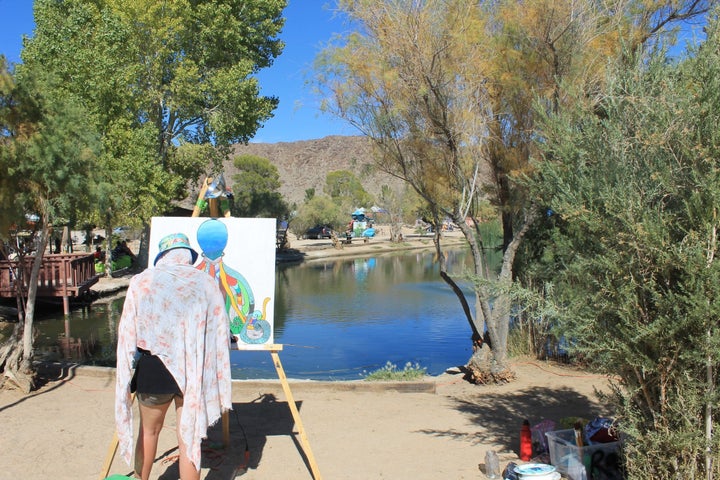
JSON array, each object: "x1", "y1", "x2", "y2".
[
  {"x1": 99, "y1": 430, "x2": 120, "y2": 480},
  {"x1": 209, "y1": 198, "x2": 220, "y2": 218},
  {"x1": 222, "y1": 408, "x2": 230, "y2": 447}
]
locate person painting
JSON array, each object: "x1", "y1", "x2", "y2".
[{"x1": 115, "y1": 232, "x2": 232, "y2": 480}]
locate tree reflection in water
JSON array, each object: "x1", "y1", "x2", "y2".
[{"x1": 29, "y1": 248, "x2": 477, "y2": 380}]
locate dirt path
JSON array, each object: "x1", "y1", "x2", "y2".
[{"x1": 0, "y1": 359, "x2": 612, "y2": 479}]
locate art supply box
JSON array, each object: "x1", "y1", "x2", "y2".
[{"x1": 545, "y1": 429, "x2": 621, "y2": 480}]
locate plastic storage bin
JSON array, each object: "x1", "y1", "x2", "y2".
[{"x1": 545, "y1": 429, "x2": 622, "y2": 480}]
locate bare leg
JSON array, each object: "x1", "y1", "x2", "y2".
[
  {"x1": 135, "y1": 399, "x2": 172, "y2": 480},
  {"x1": 174, "y1": 396, "x2": 201, "y2": 480}
]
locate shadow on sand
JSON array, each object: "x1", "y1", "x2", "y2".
[
  {"x1": 156, "y1": 393, "x2": 312, "y2": 480},
  {"x1": 420, "y1": 384, "x2": 608, "y2": 455}
]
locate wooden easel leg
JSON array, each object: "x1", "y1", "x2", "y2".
[
  {"x1": 270, "y1": 350, "x2": 323, "y2": 480},
  {"x1": 99, "y1": 393, "x2": 135, "y2": 480},
  {"x1": 98, "y1": 430, "x2": 119, "y2": 480}
]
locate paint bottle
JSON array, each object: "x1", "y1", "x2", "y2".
[{"x1": 520, "y1": 419, "x2": 533, "y2": 461}]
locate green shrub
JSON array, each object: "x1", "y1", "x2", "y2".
[{"x1": 362, "y1": 361, "x2": 427, "y2": 381}]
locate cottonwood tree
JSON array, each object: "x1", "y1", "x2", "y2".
[
  {"x1": 19, "y1": 0, "x2": 286, "y2": 265},
  {"x1": 0, "y1": 61, "x2": 100, "y2": 392},
  {"x1": 316, "y1": 0, "x2": 710, "y2": 382}
]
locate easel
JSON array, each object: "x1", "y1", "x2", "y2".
[
  {"x1": 190, "y1": 176, "x2": 322, "y2": 475},
  {"x1": 223, "y1": 344, "x2": 323, "y2": 480}
]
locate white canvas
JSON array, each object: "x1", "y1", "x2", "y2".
[{"x1": 149, "y1": 216, "x2": 276, "y2": 349}]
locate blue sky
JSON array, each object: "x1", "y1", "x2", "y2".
[
  {"x1": 0, "y1": 2, "x2": 707, "y2": 143},
  {"x1": 0, "y1": 0, "x2": 357, "y2": 143}
]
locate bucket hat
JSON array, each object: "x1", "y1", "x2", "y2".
[{"x1": 154, "y1": 232, "x2": 199, "y2": 266}]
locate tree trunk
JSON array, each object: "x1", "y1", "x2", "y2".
[
  {"x1": 104, "y1": 218, "x2": 113, "y2": 276},
  {"x1": 465, "y1": 343, "x2": 517, "y2": 384},
  {"x1": 19, "y1": 223, "x2": 50, "y2": 385},
  {"x1": 0, "y1": 223, "x2": 50, "y2": 392},
  {"x1": 447, "y1": 212, "x2": 536, "y2": 384},
  {"x1": 0, "y1": 323, "x2": 32, "y2": 392},
  {"x1": 136, "y1": 223, "x2": 151, "y2": 270},
  {"x1": 61, "y1": 225, "x2": 72, "y2": 253}
]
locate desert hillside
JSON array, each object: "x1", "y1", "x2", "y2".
[{"x1": 222, "y1": 135, "x2": 405, "y2": 207}]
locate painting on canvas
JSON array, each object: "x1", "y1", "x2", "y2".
[{"x1": 149, "y1": 216, "x2": 276, "y2": 349}]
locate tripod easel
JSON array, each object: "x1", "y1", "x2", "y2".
[{"x1": 224, "y1": 344, "x2": 323, "y2": 480}]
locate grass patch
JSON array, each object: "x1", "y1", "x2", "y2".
[{"x1": 362, "y1": 361, "x2": 427, "y2": 381}]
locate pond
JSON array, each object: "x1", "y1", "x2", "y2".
[{"x1": 24, "y1": 247, "x2": 478, "y2": 380}]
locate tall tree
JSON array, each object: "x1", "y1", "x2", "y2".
[
  {"x1": 292, "y1": 195, "x2": 346, "y2": 239},
  {"x1": 316, "y1": 0, "x2": 545, "y2": 380},
  {"x1": 316, "y1": 0, "x2": 710, "y2": 382},
  {"x1": 325, "y1": 170, "x2": 373, "y2": 209},
  {"x1": 19, "y1": 0, "x2": 286, "y2": 264},
  {"x1": 0, "y1": 56, "x2": 24, "y2": 237},
  {"x1": 231, "y1": 153, "x2": 289, "y2": 219},
  {"x1": 0, "y1": 61, "x2": 100, "y2": 391}
]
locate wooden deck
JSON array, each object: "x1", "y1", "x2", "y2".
[{"x1": 0, "y1": 253, "x2": 100, "y2": 314}]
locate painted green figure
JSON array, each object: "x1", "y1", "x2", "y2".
[{"x1": 195, "y1": 219, "x2": 271, "y2": 344}]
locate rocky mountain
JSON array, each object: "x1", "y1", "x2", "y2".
[{"x1": 221, "y1": 135, "x2": 405, "y2": 208}]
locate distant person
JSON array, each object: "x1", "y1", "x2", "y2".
[
  {"x1": 115, "y1": 232, "x2": 231, "y2": 480},
  {"x1": 111, "y1": 241, "x2": 123, "y2": 261},
  {"x1": 93, "y1": 245, "x2": 105, "y2": 263},
  {"x1": 114, "y1": 240, "x2": 135, "y2": 259}
]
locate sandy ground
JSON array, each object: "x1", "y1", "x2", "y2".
[
  {"x1": 0, "y1": 361, "x2": 612, "y2": 480},
  {"x1": 0, "y1": 228, "x2": 614, "y2": 479}
]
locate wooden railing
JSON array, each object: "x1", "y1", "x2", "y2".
[{"x1": 0, "y1": 253, "x2": 99, "y2": 299}]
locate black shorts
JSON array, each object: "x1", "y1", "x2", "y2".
[{"x1": 130, "y1": 349, "x2": 182, "y2": 399}]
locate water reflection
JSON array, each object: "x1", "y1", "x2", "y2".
[{"x1": 26, "y1": 247, "x2": 477, "y2": 380}]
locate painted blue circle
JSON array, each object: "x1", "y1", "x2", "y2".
[{"x1": 196, "y1": 219, "x2": 228, "y2": 259}]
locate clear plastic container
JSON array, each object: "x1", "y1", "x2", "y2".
[
  {"x1": 545, "y1": 429, "x2": 621, "y2": 480},
  {"x1": 484, "y1": 449, "x2": 500, "y2": 478}
]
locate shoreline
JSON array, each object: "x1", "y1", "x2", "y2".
[
  {"x1": 92, "y1": 228, "x2": 467, "y2": 297},
  {"x1": 41, "y1": 361, "x2": 444, "y2": 392},
  {"x1": 35, "y1": 359, "x2": 464, "y2": 385}
]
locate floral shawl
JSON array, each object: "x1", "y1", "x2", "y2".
[{"x1": 114, "y1": 255, "x2": 231, "y2": 469}]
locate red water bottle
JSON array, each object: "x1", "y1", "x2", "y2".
[{"x1": 520, "y1": 419, "x2": 533, "y2": 461}]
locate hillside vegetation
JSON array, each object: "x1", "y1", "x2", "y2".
[{"x1": 222, "y1": 135, "x2": 405, "y2": 208}]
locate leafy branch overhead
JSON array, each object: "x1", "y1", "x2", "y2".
[{"x1": 18, "y1": 0, "x2": 286, "y2": 226}]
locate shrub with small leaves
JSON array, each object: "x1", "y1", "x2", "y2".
[{"x1": 362, "y1": 361, "x2": 427, "y2": 381}]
